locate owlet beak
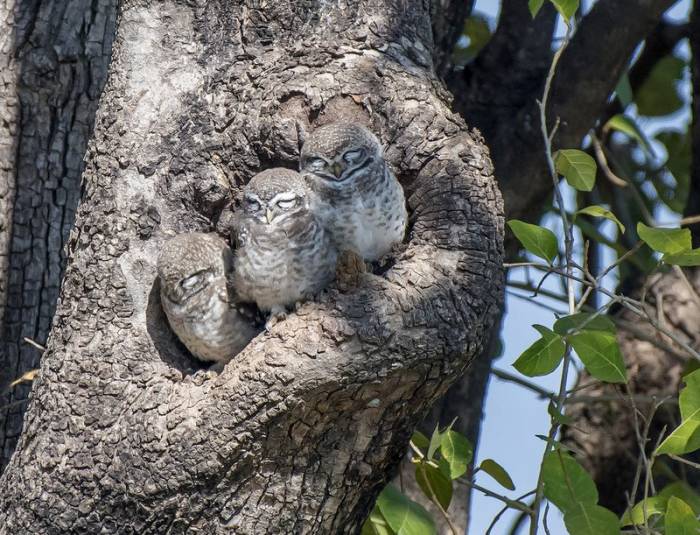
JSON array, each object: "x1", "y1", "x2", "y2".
[
  {"x1": 266, "y1": 208, "x2": 274, "y2": 224},
  {"x1": 331, "y1": 161, "x2": 343, "y2": 178}
]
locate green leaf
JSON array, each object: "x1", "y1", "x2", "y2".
[
  {"x1": 604, "y1": 115, "x2": 652, "y2": 155},
  {"x1": 656, "y1": 130, "x2": 691, "y2": 212},
  {"x1": 542, "y1": 449, "x2": 598, "y2": 512},
  {"x1": 622, "y1": 481, "x2": 700, "y2": 526},
  {"x1": 620, "y1": 495, "x2": 667, "y2": 526},
  {"x1": 563, "y1": 503, "x2": 621, "y2": 535},
  {"x1": 479, "y1": 459, "x2": 515, "y2": 491},
  {"x1": 638, "y1": 222, "x2": 692, "y2": 255},
  {"x1": 548, "y1": 400, "x2": 574, "y2": 426},
  {"x1": 554, "y1": 149, "x2": 597, "y2": 191},
  {"x1": 513, "y1": 325, "x2": 566, "y2": 377},
  {"x1": 553, "y1": 313, "x2": 616, "y2": 336},
  {"x1": 635, "y1": 55, "x2": 686, "y2": 117},
  {"x1": 660, "y1": 482, "x2": 700, "y2": 515},
  {"x1": 663, "y1": 249, "x2": 700, "y2": 267},
  {"x1": 461, "y1": 16, "x2": 491, "y2": 63},
  {"x1": 679, "y1": 370, "x2": 700, "y2": 422},
  {"x1": 427, "y1": 425, "x2": 442, "y2": 461},
  {"x1": 528, "y1": 0, "x2": 544, "y2": 17},
  {"x1": 362, "y1": 507, "x2": 394, "y2": 535},
  {"x1": 507, "y1": 220, "x2": 558, "y2": 263},
  {"x1": 570, "y1": 331, "x2": 627, "y2": 383},
  {"x1": 666, "y1": 497, "x2": 700, "y2": 535},
  {"x1": 615, "y1": 73, "x2": 633, "y2": 107},
  {"x1": 576, "y1": 205, "x2": 625, "y2": 234},
  {"x1": 657, "y1": 370, "x2": 700, "y2": 455},
  {"x1": 550, "y1": 0, "x2": 579, "y2": 20},
  {"x1": 376, "y1": 485, "x2": 436, "y2": 535},
  {"x1": 440, "y1": 429, "x2": 473, "y2": 480},
  {"x1": 415, "y1": 463, "x2": 453, "y2": 510},
  {"x1": 411, "y1": 431, "x2": 430, "y2": 453}
]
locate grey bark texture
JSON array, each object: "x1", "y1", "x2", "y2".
[
  {"x1": 0, "y1": 1, "x2": 504, "y2": 533},
  {"x1": 0, "y1": 0, "x2": 117, "y2": 471}
]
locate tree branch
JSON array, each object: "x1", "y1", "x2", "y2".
[
  {"x1": 455, "y1": 0, "x2": 677, "y2": 226},
  {"x1": 430, "y1": 0, "x2": 475, "y2": 77}
]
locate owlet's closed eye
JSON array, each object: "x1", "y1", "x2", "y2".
[
  {"x1": 179, "y1": 271, "x2": 206, "y2": 291},
  {"x1": 343, "y1": 149, "x2": 365, "y2": 164},
  {"x1": 306, "y1": 157, "x2": 326, "y2": 171},
  {"x1": 245, "y1": 197, "x2": 261, "y2": 212},
  {"x1": 277, "y1": 198, "x2": 297, "y2": 210}
]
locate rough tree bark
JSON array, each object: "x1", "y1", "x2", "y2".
[
  {"x1": 0, "y1": 1, "x2": 503, "y2": 532},
  {"x1": 0, "y1": 0, "x2": 117, "y2": 470}
]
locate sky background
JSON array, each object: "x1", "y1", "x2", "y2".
[{"x1": 465, "y1": 1, "x2": 691, "y2": 533}]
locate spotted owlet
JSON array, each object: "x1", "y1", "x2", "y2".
[
  {"x1": 158, "y1": 232, "x2": 257, "y2": 363},
  {"x1": 300, "y1": 122, "x2": 407, "y2": 261},
  {"x1": 232, "y1": 168, "x2": 337, "y2": 323}
]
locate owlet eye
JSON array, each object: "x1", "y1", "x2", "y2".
[
  {"x1": 245, "y1": 198, "x2": 260, "y2": 211},
  {"x1": 306, "y1": 157, "x2": 326, "y2": 171},
  {"x1": 343, "y1": 149, "x2": 365, "y2": 164},
  {"x1": 277, "y1": 198, "x2": 297, "y2": 210},
  {"x1": 180, "y1": 272, "x2": 204, "y2": 290}
]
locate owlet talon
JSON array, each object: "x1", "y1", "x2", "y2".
[{"x1": 265, "y1": 307, "x2": 287, "y2": 331}]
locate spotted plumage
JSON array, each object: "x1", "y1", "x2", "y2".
[
  {"x1": 158, "y1": 232, "x2": 257, "y2": 363},
  {"x1": 300, "y1": 122, "x2": 407, "y2": 261},
  {"x1": 232, "y1": 168, "x2": 337, "y2": 320}
]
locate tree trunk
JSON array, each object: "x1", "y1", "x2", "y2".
[
  {"x1": 0, "y1": 0, "x2": 117, "y2": 471},
  {"x1": 0, "y1": 1, "x2": 503, "y2": 532}
]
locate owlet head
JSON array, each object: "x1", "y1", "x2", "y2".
[
  {"x1": 241, "y1": 168, "x2": 311, "y2": 226},
  {"x1": 300, "y1": 123, "x2": 383, "y2": 183},
  {"x1": 157, "y1": 233, "x2": 231, "y2": 304}
]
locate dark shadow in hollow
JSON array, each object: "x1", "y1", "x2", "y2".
[{"x1": 145, "y1": 278, "x2": 203, "y2": 376}]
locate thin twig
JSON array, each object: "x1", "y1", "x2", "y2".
[
  {"x1": 590, "y1": 131, "x2": 628, "y2": 187},
  {"x1": 596, "y1": 242, "x2": 644, "y2": 283},
  {"x1": 485, "y1": 491, "x2": 536, "y2": 535},
  {"x1": 509, "y1": 262, "x2": 700, "y2": 362},
  {"x1": 422, "y1": 462, "x2": 459, "y2": 535},
  {"x1": 458, "y1": 479, "x2": 534, "y2": 515},
  {"x1": 22, "y1": 337, "x2": 46, "y2": 352},
  {"x1": 669, "y1": 454, "x2": 700, "y2": 470},
  {"x1": 507, "y1": 290, "x2": 568, "y2": 315},
  {"x1": 492, "y1": 368, "x2": 555, "y2": 399},
  {"x1": 530, "y1": 17, "x2": 576, "y2": 535},
  {"x1": 656, "y1": 214, "x2": 700, "y2": 227},
  {"x1": 542, "y1": 501, "x2": 552, "y2": 535}
]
